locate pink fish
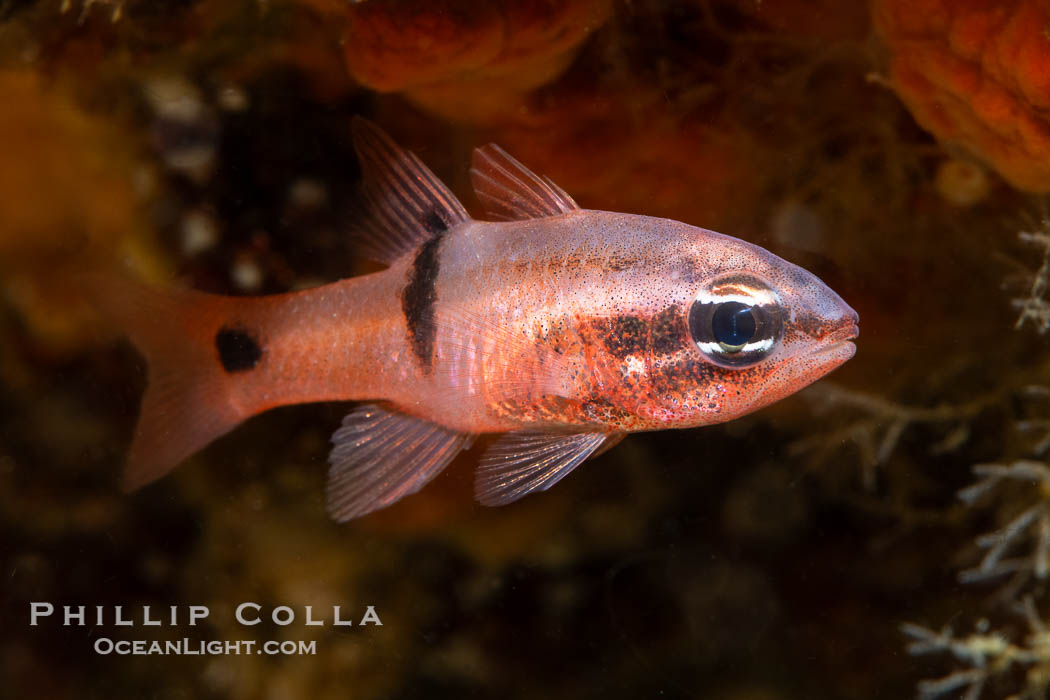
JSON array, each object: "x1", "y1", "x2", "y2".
[{"x1": 96, "y1": 119, "x2": 858, "y2": 521}]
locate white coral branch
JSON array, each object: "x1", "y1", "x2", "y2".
[
  {"x1": 903, "y1": 601, "x2": 1050, "y2": 700},
  {"x1": 957, "y1": 461, "x2": 1050, "y2": 604},
  {"x1": 1013, "y1": 229, "x2": 1050, "y2": 334}
]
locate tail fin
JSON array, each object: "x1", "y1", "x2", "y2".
[{"x1": 84, "y1": 273, "x2": 246, "y2": 491}]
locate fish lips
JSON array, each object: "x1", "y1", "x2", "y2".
[{"x1": 815, "y1": 315, "x2": 859, "y2": 365}]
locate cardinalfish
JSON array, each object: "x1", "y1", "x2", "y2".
[{"x1": 93, "y1": 119, "x2": 858, "y2": 521}]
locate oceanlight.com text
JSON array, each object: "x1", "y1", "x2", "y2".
[{"x1": 93, "y1": 638, "x2": 317, "y2": 656}]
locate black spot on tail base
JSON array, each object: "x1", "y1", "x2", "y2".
[
  {"x1": 402, "y1": 232, "x2": 444, "y2": 373},
  {"x1": 215, "y1": 326, "x2": 262, "y2": 373}
]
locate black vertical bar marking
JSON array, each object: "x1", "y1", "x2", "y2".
[
  {"x1": 402, "y1": 226, "x2": 446, "y2": 373},
  {"x1": 423, "y1": 210, "x2": 447, "y2": 235}
]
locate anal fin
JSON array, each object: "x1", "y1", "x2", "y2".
[
  {"x1": 474, "y1": 431, "x2": 615, "y2": 507},
  {"x1": 327, "y1": 403, "x2": 473, "y2": 522}
]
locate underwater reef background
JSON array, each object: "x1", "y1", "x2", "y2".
[{"x1": 4, "y1": 0, "x2": 1050, "y2": 698}]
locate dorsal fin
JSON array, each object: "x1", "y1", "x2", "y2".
[
  {"x1": 469, "y1": 144, "x2": 579, "y2": 221},
  {"x1": 350, "y1": 117, "x2": 470, "y2": 264}
]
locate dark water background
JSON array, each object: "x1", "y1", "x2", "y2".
[{"x1": 2, "y1": 1, "x2": 1048, "y2": 698}]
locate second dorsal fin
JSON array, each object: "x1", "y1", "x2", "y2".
[
  {"x1": 470, "y1": 143, "x2": 579, "y2": 221},
  {"x1": 351, "y1": 117, "x2": 470, "y2": 264}
]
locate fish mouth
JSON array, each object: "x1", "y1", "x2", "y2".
[
  {"x1": 815, "y1": 320, "x2": 859, "y2": 359},
  {"x1": 823, "y1": 321, "x2": 859, "y2": 344}
]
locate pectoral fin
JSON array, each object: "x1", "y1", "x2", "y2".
[
  {"x1": 327, "y1": 404, "x2": 473, "y2": 522},
  {"x1": 474, "y1": 431, "x2": 615, "y2": 506}
]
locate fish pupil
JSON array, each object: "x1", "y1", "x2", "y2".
[{"x1": 712, "y1": 302, "x2": 756, "y2": 348}]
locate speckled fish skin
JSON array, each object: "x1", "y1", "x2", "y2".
[
  {"x1": 218, "y1": 212, "x2": 856, "y2": 426},
  {"x1": 100, "y1": 118, "x2": 858, "y2": 521},
  {"x1": 420, "y1": 212, "x2": 857, "y2": 433},
  {"x1": 222, "y1": 215, "x2": 854, "y2": 426}
]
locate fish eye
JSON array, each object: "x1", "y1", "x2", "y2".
[
  {"x1": 688, "y1": 280, "x2": 783, "y2": 367},
  {"x1": 711, "y1": 301, "x2": 756, "y2": 352}
]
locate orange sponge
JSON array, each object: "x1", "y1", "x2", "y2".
[
  {"x1": 874, "y1": 0, "x2": 1050, "y2": 191},
  {"x1": 342, "y1": 0, "x2": 612, "y2": 124}
]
